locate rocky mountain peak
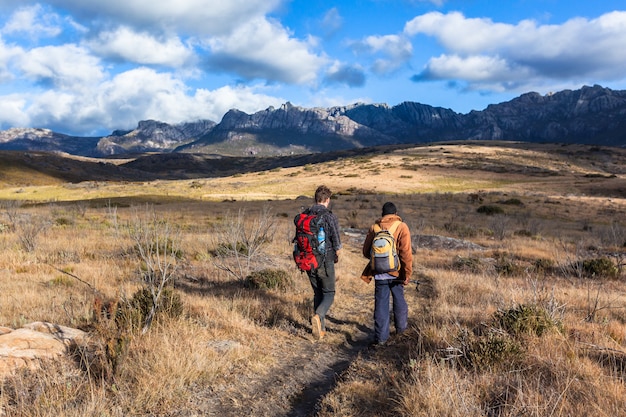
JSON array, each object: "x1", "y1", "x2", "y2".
[{"x1": 0, "y1": 85, "x2": 624, "y2": 157}]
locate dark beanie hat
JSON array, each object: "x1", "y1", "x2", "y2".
[{"x1": 382, "y1": 202, "x2": 397, "y2": 216}]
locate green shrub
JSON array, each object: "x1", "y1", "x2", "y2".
[
  {"x1": 581, "y1": 257, "x2": 619, "y2": 279},
  {"x1": 494, "y1": 304, "x2": 559, "y2": 337},
  {"x1": 462, "y1": 331, "x2": 522, "y2": 371},
  {"x1": 116, "y1": 287, "x2": 183, "y2": 332},
  {"x1": 477, "y1": 205, "x2": 504, "y2": 215},
  {"x1": 245, "y1": 268, "x2": 293, "y2": 291},
  {"x1": 452, "y1": 255, "x2": 483, "y2": 273},
  {"x1": 494, "y1": 255, "x2": 523, "y2": 277},
  {"x1": 533, "y1": 258, "x2": 555, "y2": 274},
  {"x1": 54, "y1": 217, "x2": 74, "y2": 226}
]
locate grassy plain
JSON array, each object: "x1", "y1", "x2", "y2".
[{"x1": 0, "y1": 141, "x2": 625, "y2": 416}]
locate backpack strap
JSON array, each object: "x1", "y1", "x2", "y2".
[
  {"x1": 373, "y1": 221, "x2": 401, "y2": 235},
  {"x1": 387, "y1": 221, "x2": 401, "y2": 236}
]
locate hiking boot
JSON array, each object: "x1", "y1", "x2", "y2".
[{"x1": 311, "y1": 314, "x2": 322, "y2": 340}]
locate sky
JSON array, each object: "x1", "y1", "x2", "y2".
[{"x1": 1, "y1": 0, "x2": 626, "y2": 137}]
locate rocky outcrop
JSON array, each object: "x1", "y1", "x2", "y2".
[
  {"x1": 460, "y1": 85, "x2": 626, "y2": 145},
  {"x1": 0, "y1": 322, "x2": 87, "y2": 378},
  {"x1": 0, "y1": 127, "x2": 100, "y2": 155},
  {"x1": 96, "y1": 119, "x2": 216, "y2": 155}
]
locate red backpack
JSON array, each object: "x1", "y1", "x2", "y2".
[{"x1": 293, "y1": 209, "x2": 326, "y2": 272}]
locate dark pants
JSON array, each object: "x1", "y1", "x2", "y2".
[
  {"x1": 308, "y1": 257, "x2": 335, "y2": 331},
  {"x1": 374, "y1": 279, "x2": 408, "y2": 343}
]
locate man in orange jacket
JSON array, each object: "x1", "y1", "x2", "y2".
[{"x1": 361, "y1": 202, "x2": 413, "y2": 345}]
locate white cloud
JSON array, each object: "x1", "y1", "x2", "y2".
[
  {"x1": 0, "y1": 94, "x2": 29, "y2": 128},
  {"x1": 418, "y1": 54, "x2": 534, "y2": 88},
  {"x1": 324, "y1": 61, "x2": 366, "y2": 87},
  {"x1": 206, "y1": 17, "x2": 327, "y2": 85},
  {"x1": 86, "y1": 26, "x2": 194, "y2": 67},
  {"x1": 44, "y1": 0, "x2": 283, "y2": 36},
  {"x1": 350, "y1": 34, "x2": 413, "y2": 75},
  {"x1": 192, "y1": 85, "x2": 285, "y2": 121},
  {"x1": 17, "y1": 44, "x2": 104, "y2": 89},
  {"x1": 320, "y1": 8, "x2": 343, "y2": 38},
  {"x1": 9, "y1": 67, "x2": 288, "y2": 134},
  {"x1": 1, "y1": 4, "x2": 62, "y2": 39},
  {"x1": 406, "y1": 11, "x2": 626, "y2": 90},
  {"x1": 0, "y1": 39, "x2": 23, "y2": 82}
]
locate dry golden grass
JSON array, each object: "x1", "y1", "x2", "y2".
[{"x1": 0, "y1": 142, "x2": 625, "y2": 416}]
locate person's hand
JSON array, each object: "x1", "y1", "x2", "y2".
[{"x1": 334, "y1": 254, "x2": 339, "y2": 263}]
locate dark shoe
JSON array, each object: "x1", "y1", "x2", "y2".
[
  {"x1": 369, "y1": 339, "x2": 386, "y2": 348},
  {"x1": 311, "y1": 314, "x2": 322, "y2": 340}
]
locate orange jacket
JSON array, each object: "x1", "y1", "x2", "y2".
[{"x1": 361, "y1": 214, "x2": 413, "y2": 284}]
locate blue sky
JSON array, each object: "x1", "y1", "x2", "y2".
[{"x1": 1, "y1": 0, "x2": 625, "y2": 136}]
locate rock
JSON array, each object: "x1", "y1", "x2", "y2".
[{"x1": 0, "y1": 322, "x2": 87, "y2": 379}]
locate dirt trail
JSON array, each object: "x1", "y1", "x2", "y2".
[{"x1": 190, "y1": 318, "x2": 372, "y2": 416}]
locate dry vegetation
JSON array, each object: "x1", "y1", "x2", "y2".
[{"x1": 0, "y1": 141, "x2": 625, "y2": 416}]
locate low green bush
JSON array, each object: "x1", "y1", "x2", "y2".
[
  {"x1": 494, "y1": 304, "x2": 559, "y2": 337},
  {"x1": 477, "y1": 205, "x2": 504, "y2": 215},
  {"x1": 116, "y1": 287, "x2": 183, "y2": 332},
  {"x1": 462, "y1": 331, "x2": 522, "y2": 371},
  {"x1": 581, "y1": 257, "x2": 619, "y2": 279},
  {"x1": 245, "y1": 268, "x2": 293, "y2": 291}
]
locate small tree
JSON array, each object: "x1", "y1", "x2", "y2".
[{"x1": 127, "y1": 206, "x2": 182, "y2": 333}]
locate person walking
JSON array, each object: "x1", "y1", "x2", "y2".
[
  {"x1": 361, "y1": 202, "x2": 413, "y2": 346},
  {"x1": 305, "y1": 185, "x2": 342, "y2": 340}
]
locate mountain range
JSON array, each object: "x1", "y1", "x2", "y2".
[{"x1": 0, "y1": 84, "x2": 625, "y2": 158}]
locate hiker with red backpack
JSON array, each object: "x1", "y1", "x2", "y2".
[
  {"x1": 293, "y1": 185, "x2": 342, "y2": 340},
  {"x1": 361, "y1": 202, "x2": 413, "y2": 346}
]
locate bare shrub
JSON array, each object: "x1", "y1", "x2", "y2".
[
  {"x1": 489, "y1": 214, "x2": 511, "y2": 241},
  {"x1": 600, "y1": 220, "x2": 626, "y2": 248},
  {"x1": 0, "y1": 199, "x2": 23, "y2": 231},
  {"x1": 15, "y1": 213, "x2": 51, "y2": 252},
  {"x1": 126, "y1": 205, "x2": 183, "y2": 333},
  {"x1": 212, "y1": 205, "x2": 276, "y2": 281}
]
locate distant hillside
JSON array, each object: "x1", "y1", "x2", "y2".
[{"x1": 0, "y1": 85, "x2": 625, "y2": 157}]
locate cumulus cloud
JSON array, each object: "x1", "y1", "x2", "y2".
[
  {"x1": 406, "y1": 11, "x2": 626, "y2": 90},
  {"x1": 86, "y1": 27, "x2": 194, "y2": 67},
  {"x1": 17, "y1": 44, "x2": 105, "y2": 89},
  {"x1": 40, "y1": 0, "x2": 283, "y2": 36},
  {"x1": 324, "y1": 62, "x2": 366, "y2": 87},
  {"x1": 0, "y1": 0, "x2": 331, "y2": 135},
  {"x1": 205, "y1": 17, "x2": 326, "y2": 85},
  {"x1": 350, "y1": 34, "x2": 413, "y2": 75},
  {"x1": 0, "y1": 94, "x2": 29, "y2": 128},
  {"x1": 7, "y1": 67, "x2": 288, "y2": 135},
  {"x1": 0, "y1": 39, "x2": 23, "y2": 82},
  {"x1": 1, "y1": 4, "x2": 62, "y2": 39}
]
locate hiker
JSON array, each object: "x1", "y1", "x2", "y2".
[
  {"x1": 361, "y1": 202, "x2": 413, "y2": 346},
  {"x1": 301, "y1": 185, "x2": 342, "y2": 340}
]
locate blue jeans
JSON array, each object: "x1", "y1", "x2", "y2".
[
  {"x1": 308, "y1": 257, "x2": 336, "y2": 331},
  {"x1": 374, "y1": 279, "x2": 408, "y2": 343}
]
